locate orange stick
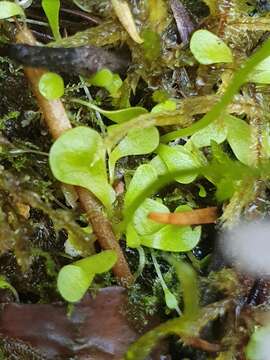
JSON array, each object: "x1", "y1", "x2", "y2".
[{"x1": 148, "y1": 207, "x2": 218, "y2": 226}]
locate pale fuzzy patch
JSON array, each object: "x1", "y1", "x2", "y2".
[{"x1": 221, "y1": 220, "x2": 270, "y2": 276}]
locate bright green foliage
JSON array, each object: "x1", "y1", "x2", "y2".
[
  {"x1": 190, "y1": 30, "x2": 233, "y2": 65},
  {"x1": 246, "y1": 326, "x2": 270, "y2": 360},
  {"x1": 0, "y1": 275, "x2": 19, "y2": 301},
  {"x1": 42, "y1": 0, "x2": 61, "y2": 41},
  {"x1": 151, "y1": 252, "x2": 180, "y2": 314},
  {"x1": 57, "y1": 250, "x2": 117, "y2": 302},
  {"x1": 186, "y1": 115, "x2": 254, "y2": 165},
  {"x1": 89, "y1": 69, "x2": 113, "y2": 88},
  {"x1": 71, "y1": 98, "x2": 148, "y2": 124},
  {"x1": 166, "y1": 255, "x2": 199, "y2": 317},
  {"x1": 151, "y1": 100, "x2": 177, "y2": 113},
  {"x1": 249, "y1": 56, "x2": 270, "y2": 84},
  {"x1": 109, "y1": 126, "x2": 159, "y2": 181},
  {"x1": 226, "y1": 115, "x2": 253, "y2": 165},
  {"x1": 38, "y1": 72, "x2": 64, "y2": 100},
  {"x1": 187, "y1": 118, "x2": 228, "y2": 148},
  {"x1": 125, "y1": 257, "x2": 202, "y2": 360},
  {"x1": 150, "y1": 155, "x2": 168, "y2": 175},
  {"x1": 124, "y1": 164, "x2": 158, "y2": 210},
  {"x1": 89, "y1": 69, "x2": 123, "y2": 97},
  {"x1": 162, "y1": 31, "x2": 270, "y2": 142},
  {"x1": 139, "y1": 205, "x2": 201, "y2": 251},
  {"x1": 0, "y1": 1, "x2": 24, "y2": 18},
  {"x1": 204, "y1": 141, "x2": 248, "y2": 201},
  {"x1": 127, "y1": 202, "x2": 201, "y2": 252},
  {"x1": 142, "y1": 29, "x2": 161, "y2": 61},
  {"x1": 133, "y1": 198, "x2": 168, "y2": 236},
  {"x1": 157, "y1": 144, "x2": 200, "y2": 183},
  {"x1": 49, "y1": 127, "x2": 115, "y2": 210}
]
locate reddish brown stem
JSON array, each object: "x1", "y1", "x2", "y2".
[
  {"x1": 149, "y1": 207, "x2": 218, "y2": 226},
  {"x1": 15, "y1": 25, "x2": 133, "y2": 286}
]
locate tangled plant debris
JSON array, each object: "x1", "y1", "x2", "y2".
[{"x1": 1, "y1": 0, "x2": 270, "y2": 359}]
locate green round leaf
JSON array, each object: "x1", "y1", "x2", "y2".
[
  {"x1": 49, "y1": 126, "x2": 115, "y2": 210},
  {"x1": 57, "y1": 264, "x2": 94, "y2": 302},
  {"x1": 140, "y1": 222, "x2": 201, "y2": 252},
  {"x1": 57, "y1": 250, "x2": 117, "y2": 303},
  {"x1": 0, "y1": 1, "x2": 24, "y2": 19},
  {"x1": 39, "y1": 72, "x2": 64, "y2": 100},
  {"x1": 124, "y1": 164, "x2": 158, "y2": 210},
  {"x1": 157, "y1": 144, "x2": 200, "y2": 184},
  {"x1": 133, "y1": 198, "x2": 169, "y2": 236},
  {"x1": 74, "y1": 250, "x2": 117, "y2": 274},
  {"x1": 249, "y1": 56, "x2": 270, "y2": 84},
  {"x1": 140, "y1": 206, "x2": 201, "y2": 252},
  {"x1": 89, "y1": 69, "x2": 113, "y2": 87},
  {"x1": 126, "y1": 223, "x2": 141, "y2": 248},
  {"x1": 186, "y1": 119, "x2": 227, "y2": 148},
  {"x1": 226, "y1": 115, "x2": 253, "y2": 166},
  {"x1": 190, "y1": 29, "x2": 233, "y2": 65},
  {"x1": 109, "y1": 126, "x2": 159, "y2": 181}
]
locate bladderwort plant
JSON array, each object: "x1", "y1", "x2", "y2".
[{"x1": 2, "y1": 0, "x2": 270, "y2": 358}]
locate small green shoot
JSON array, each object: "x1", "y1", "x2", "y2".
[
  {"x1": 57, "y1": 250, "x2": 117, "y2": 302},
  {"x1": 0, "y1": 275, "x2": 19, "y2": 301},
  {"x1": 89, "y1": 69, "x2": 113, "y2": 88},
  {"x1": 0, "y1": 1, "x2": 24, "y2": 19},
  {"x1": 41, "y1": 0, "x2": 61, "y2": 41},
  {"x1": 38, "y1": 72, "x2": 64, "y2": 100},
  {"x1": 151, "y1": 251, "x2": 181, "y2": 314},
  {"x1": 151, "y1": 99, "x2": 177, "y2": 113},
  {"x1": 109, "y1": 126, "x2": 159, "y2": 182},
  {"x1": 71, "y1": 98, "x2": 148, "y2": 124},
  {"x1": 49, "y1": 126, "x2": 115, "y2": 210},
  {"x1": 89, "y1": 69, "x2": 123, "y2": 97},
  {"x1": 190, "y1": 30, "x2": 233, "y2": 65}
]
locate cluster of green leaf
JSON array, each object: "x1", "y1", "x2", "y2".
[{"x1": 2, "y1": 0, "x2": 270, "y2": 358}]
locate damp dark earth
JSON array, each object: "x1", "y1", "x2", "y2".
[{"x1": 2, "y1": 0, "x2": 270, "y2": 359}]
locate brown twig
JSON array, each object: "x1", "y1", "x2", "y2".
[
  {"x1": 148, "y1": 207, "x2": 218, "y2": 226},
  {"x1": 185, "y1": 337, "x2": 221, "y2": 353},
  {"x1": 15, "y1": 25, "x2": 133, "y2": 286}
]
